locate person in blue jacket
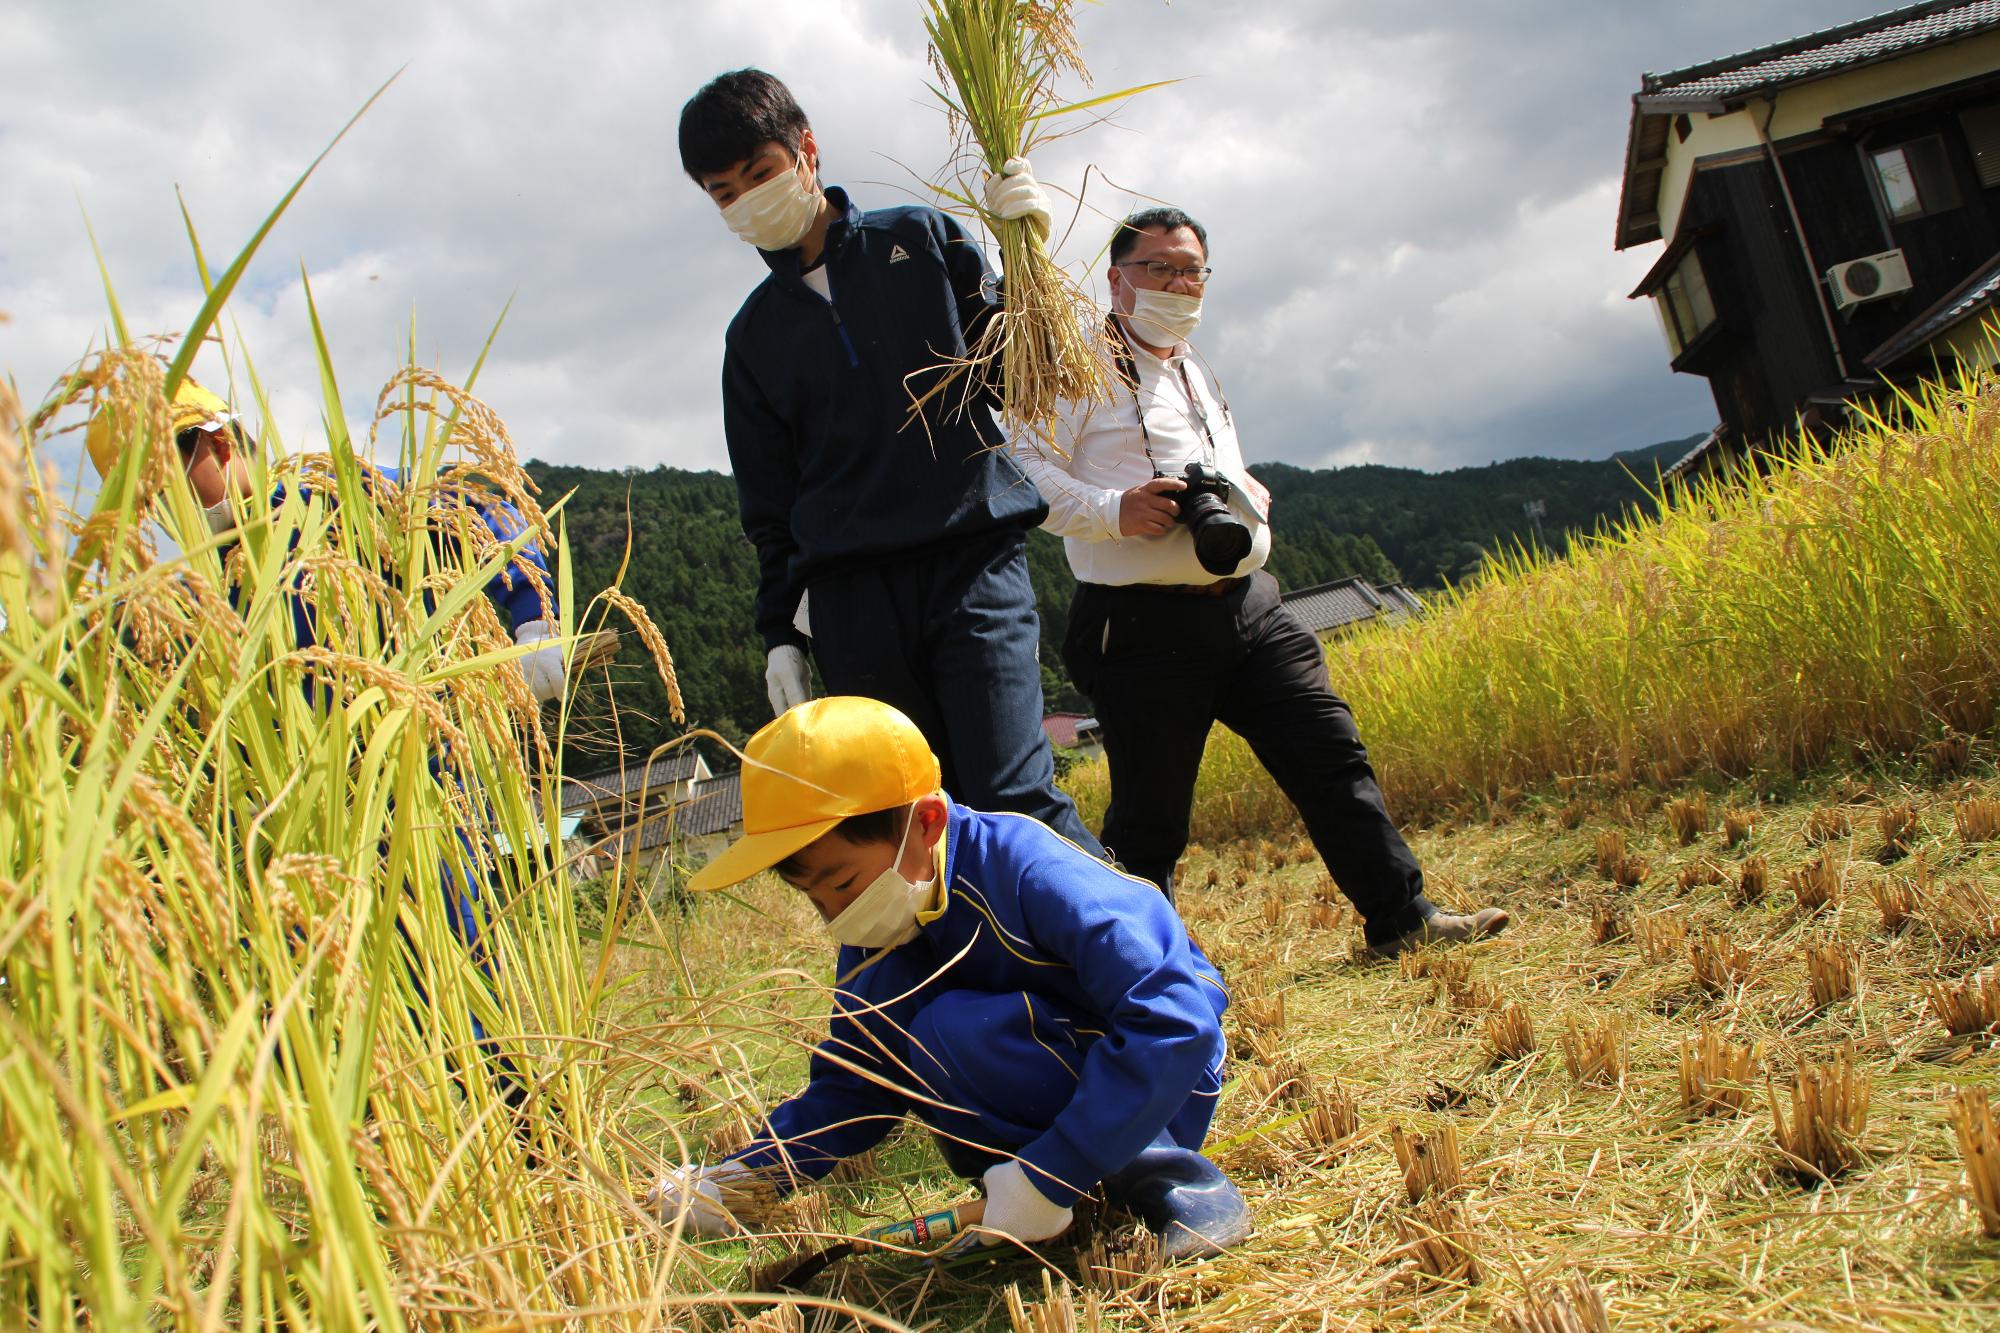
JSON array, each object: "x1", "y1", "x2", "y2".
[
  {"x1": 649, "y1": 696, "x2": 1252, "y2": 1264},
  {"x1": 677, "y1": 68, "x2": 1102, "y2": 858}
]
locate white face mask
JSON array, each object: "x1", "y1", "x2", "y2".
[
  {"x1": 1125, "y1": 288, "x2": 1203, "y2": 346},
  {"x1": 721, "y1": 155, "x2": 823, "y2": 252},
  {"x1": 203, "y1": 496, "x2": 236, "y2": 536},
  {"x1": 827, "y1": 809, "x2": 935, "y2": 950}
]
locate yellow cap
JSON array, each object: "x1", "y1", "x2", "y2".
[
  {"x1": 687, "y1": 696, "x2": 942, "y2": 892},
  {"x1": 84, "y1": 379, "x2": 234, "y2": 478}
]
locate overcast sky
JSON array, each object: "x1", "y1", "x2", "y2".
[{"x1": 2, "y1": 1, "x2": 1872, "y2": 489}]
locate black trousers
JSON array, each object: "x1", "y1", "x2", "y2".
[
  {"x1": 1062, "y1": 571, "x2": 1427, "y2": 945},
  {"x1": 809, "y1": 532, "x2": 1103, "y2": 856}
]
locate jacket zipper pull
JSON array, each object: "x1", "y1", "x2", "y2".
[{"x1": 828, "y1": 301, "x2": 860, "y2": 369}]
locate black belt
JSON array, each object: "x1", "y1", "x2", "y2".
[{"x1": 1087, "y1": 576, "x2": 1246, "y2": 598}]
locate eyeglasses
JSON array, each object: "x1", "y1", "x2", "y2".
[{"x1": 1116, "y1": 261, "x2": 1213, "y2": 284}]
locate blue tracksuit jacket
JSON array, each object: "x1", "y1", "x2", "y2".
[
  {"x1": 728, "y1": 804, "x2": 1228, "y2": 1198},
  {"x1": 721, "y1": 188, "x2": 1049, "y2": 652}
]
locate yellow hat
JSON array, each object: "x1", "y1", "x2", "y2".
[
  {"x1": 84, "y1": 379, "x2": 235, "y2": 478},
  {"x1": 687, "y1": 696, "x2": 942, "y2": 892}
]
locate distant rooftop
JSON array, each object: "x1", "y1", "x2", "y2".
[
  {"x1": 1281, "y1": 577, "x2": 1424, "y2": 637},
  {"x1": 603, "y1": 773, "x2": 743, "y2": 855},
  {"x1": 560, "y1": 751, "x2": 708, "y2": 812}
]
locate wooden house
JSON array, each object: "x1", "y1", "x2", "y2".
[
  {"x1": 1280, "y1": 576, "x2": 1426, "y2": 644},
  {"x1": 560, "y1": 750, "x2": 712, "y2": 840},
  {"x1": 1617, "y1": 0, "x2": 2000, "y2": 480}
]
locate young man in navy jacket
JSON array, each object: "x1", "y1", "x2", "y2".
[
  {"x1": 678, "y1": 68, "x2": 1100, "y2": 856},
  {"x1": 650, "y1": 696, "x2": 1252, "y2": 1263}
]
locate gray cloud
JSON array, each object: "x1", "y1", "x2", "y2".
[{"x1": 2, "y1": 0, "x2": 1875, "y2": 488}]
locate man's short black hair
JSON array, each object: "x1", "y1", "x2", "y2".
[
  {"x1": 1110, "y1": 207, "x2": 1208, "y2": 264},
  {"x1": 772, "y1": 805, "x2": 907, "y2": 878},
  {"x1": 679, "y1": 68, "x2": 810, "y2": 182}
]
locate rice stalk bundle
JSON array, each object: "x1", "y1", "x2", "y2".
[
  {"x1": 1732, "y1": 854, "x2": 1770, "y2": 907},
  {"x1": 1313, "y1": 873, "x2": 1343, "y2": 904},
  {"x1": 1787, "y1": 855, "x2": 1841, "y2": 913},
  {"x1": 1955, "y1": 797, "x2": 2000, "y2": 844},
  {"x1": 1636, "y1": 911, "x2": 1688, "y2": 965},
  {"x1": 1679, "y1": 1026, "x2": 1760, "y2": 1118},
  {"x1": 1924, "y1": 970, "x2": 2000, "y2": 1037},
  {"x1": 1236, "y1": 990, "x2": 1287, "y2": 1035},
  {"x1": 1294, "y1": 1081, "x2": 1362, "y2": 1156},
  {"x1": 1007, "y1": 1269, "x2": 1099, "y2": 1333},
  {"x1": 1677, "y1": 859, "x2": 1725, "y2": 892},
  {"x1": 1392, "y1": 1199, "x2": 1482, "y2": 1286},
  {"x1": 1804, "y1": 807, "x2": 1853, "y2": 846},
  {"x1": 1288, "y1": 838, "x2": 1316, "y2": 865},
  {"x1": 1666, "y1": 793, "x2": 1712, "y2": 845},
  {"x1": 1930, "y1": 733, "x2": 1973, "y2": 776},
  {"x1": 1804, "y1": 939, "x2": 1859, "y2": 1009},
  {"x1": 1241, "y1": 1053, "x2": 1311, "y2": 1108},
  {"x1": 923, "y1": 0, "x2": 1134, "y2": 431},
  {"x1": 1928, "y1": 878, "x2": 2000, "y2": 951},
  {"x1": 1261, "y1": 886, "x2": 1284, "y2": 929},
  {"x1": 1689, "y1": 931, "x2": 1756, "y2": 996},
  {"x1": 1493, "y1": 1274, "x2": 1612, "y2": 1333},
  {"x1": 1588, "y1": 902, "x2": 1629, "y2": 946},
  {"x1": 1592, "y1": 830, "x2": 1627, "y2": 880},
  {"x1": 1308, "y1": 900, "x2": 1346, "y2": 931},
  {"x1": 1557, "y1": 798, "x2": 1590, "y2": 830},
  {"x1": 1390, "y1": 1122, "x2": 1464, "y2": 1204},
  {"x1": 1078, "y1": 1226, "x2": 1161, "y2": 1296},
  {"x1": 1723, "y1": 808, "x2": 1756, "y2": 848},
  {"x1": 1878, "y1": 802, "x2": 1919, "y2": 861},
  {"x1": 1561, "y1": 1015, "x2": 1627, "y2": 1087},
  {"x1": 1872, "y1": 876, "x2": 1925, "y2": 934},
  {"x1": 1768, "y1": 1043, "x2": 1871, "y2": 1185},
  {"x1": 1952, "y1": 1088, "x2": 2000, "y2": 1238},
  {"x1": 1485, "y1": 1001, "x2": 1538, "y2": 1062}
]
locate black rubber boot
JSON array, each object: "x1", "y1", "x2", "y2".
[{"x1": 1101, "y1": 1138, "x2": 1253, "y2": 1263}]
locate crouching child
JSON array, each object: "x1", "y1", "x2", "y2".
[{"x1": 650, "y1": 696, "x2": 1252, "y2": 1262}]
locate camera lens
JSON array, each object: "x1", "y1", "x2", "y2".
[{"x1": 1184, "y1": 493, "x2": 1251, "y2": 575}]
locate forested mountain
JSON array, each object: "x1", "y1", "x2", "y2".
[{"x1": 529, "y1": 434, "x2": 1697, "y2": 766}]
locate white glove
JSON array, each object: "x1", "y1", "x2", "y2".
[
  {"x1": 982, "y1": 157, "x2": 1052, "y2": 237},
  {"x1": 765, "y1": 644, "x2": 812, "y2": 717},
  {"x1": 979, "y1": 1160, "x2": 1073, "y2": 1246},
  {"x1": 514, "y1": 619, "x2": 565, "y2": 702},
  {"x1": 646, "y1": 1163, "x2": 741, "y2": 1238}
]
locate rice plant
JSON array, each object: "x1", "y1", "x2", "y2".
[
  {"x1": 1955, "y1": 797, "x2": 2000, "y2": 844},
  {"x1": 1804, "y1": 939, "x2": 1859, "y2": 1009},
  {"x1": 1929, "y1": 878, "x2": 2000, "y2": 952},
  {"x1": 1485, "y1": 1001, "x2": 1538, "y2": 1062},
  {"x1": 1925, "y1": 971, "x2": 2000, "y2": 1037},
  {"x1": 1873, "y1": 875, "x2": 1925, "y2": 934},
  {"x1": 1732, "y1": 854, "x2": 1770, "y2": 907},
  {"x1": 1768, "y1": 1044, "x2": 1870, "y2": 1186},
  {"x1": 1680, "y1": 1026, "x2": 1760, "y2": 1118},
  {"x1": 1929, "y1": 733, "x2": 1973, "y2": 776},
  {"x1": 1391, "y1": 1199, "x2": 1481, "y2": 1286},
  {"x1": 1666, "y1": 793, "x2": 1711, "y2": 845},
  {"x1": 1636, "y1": 911, "x2": 1688, "y2": 965},
  {"x1": 1390, "y1": 1123, "x2": 1464, "y2": 1204},
  {"x1": 1677, "y1": 859, "x2": 1725, "y2": 892},
  {"x1": 1804, "y1": 807, "x2": 1852, "y2": 846},
  {"x1": 1588, "y1": 902, "x2": 1629, "y2": 946},
  {"x1": 1007, "y1": 1270, "x2": 1100, "y2": 1333},
  {"x1": 1560, "y1": 1015, "x2": 1627, "y2": 1087},
  {"x1": 1493, "y1": 1274, "x2": 1612, "y2": 1333},
  {"x1": 1878, "y1": 801, "x2": 1919, "y2": 861},
  {"x1": 1953, "y1": 1089, "x2": 2000, "y2": 1239},
  {"x1": 1294, "y1": 1081, "x2": 1361, "y2": 1157},
  {"x1": 1689, "y1": 931, "x2": 1756, "y2": 996},
  {"x1": 1788, "y1": 855, "x2": 1842, "y2": 913},
  {"x1": 1722, "y1": 808, "x2": 1756, "y2": 848},
  {"x1": 1078, "y1": 1226, "x2": 1160, "y2": 1297}
]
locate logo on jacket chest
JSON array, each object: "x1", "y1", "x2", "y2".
[{"x1": 888, "y1": 244, "x2": 911, "y2": 264}]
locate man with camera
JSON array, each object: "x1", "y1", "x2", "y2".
[{"x1": 1011, "y1": 207, "x2": 1507, "y2": 958}]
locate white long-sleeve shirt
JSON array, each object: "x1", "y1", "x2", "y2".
[{"x1": 1012, "y1": 329, "x2": 1271, "y2": 587}]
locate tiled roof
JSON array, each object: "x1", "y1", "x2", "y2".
[
  {"x1": 604, "y1": 773, "x2": 743, "y2": 855},
  {"x1": 1617, "y1": 1, "x2": 2000, "y2": 249},
  {"x1": 1866, "y1": 249, "x2": 2000, "y2": 368},
  {"x1": 560, "y1": 750, "x2": 707, "y2": 812},
  {"x1": 1042, "y1": 713, "x2": 1091, "y2": 748},
  {"x1": 1281, "y1": 576, "x2": 1426, "y2": 637},
  {"x1": 1663, "y1": 426, "x2": 1727, "y2": 482},
  {"x1": 1642, "y1": 1, "x2": 2000, "y2": 104}
]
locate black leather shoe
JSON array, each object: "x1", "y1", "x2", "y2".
[{"x1": 1101, "y1": 1141, "x2": 1253, "y2": 1262}]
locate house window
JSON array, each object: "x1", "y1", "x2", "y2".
[
  {"x1": 1961, "y1": 103, "x2": 2000, "y2": 189},
  {"x1": 1654, "y1": 248, "x2": 1717, "y2": 358},
  {"x1": 1869, "y1": 136, "x2": 1962, "y2": 220}
]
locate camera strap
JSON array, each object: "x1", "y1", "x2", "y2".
[{"x1": 1106, "y1": 313, "x2": 1232, "y2": 474}]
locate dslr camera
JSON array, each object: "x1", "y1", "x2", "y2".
[{"x1": 1166, "y1": 461, "x2": 1252, "y2": 576}]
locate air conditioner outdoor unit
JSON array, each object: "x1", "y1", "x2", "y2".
[{"x1": 1826, "y1": 249, "x2": 1913, "y2": 309}]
